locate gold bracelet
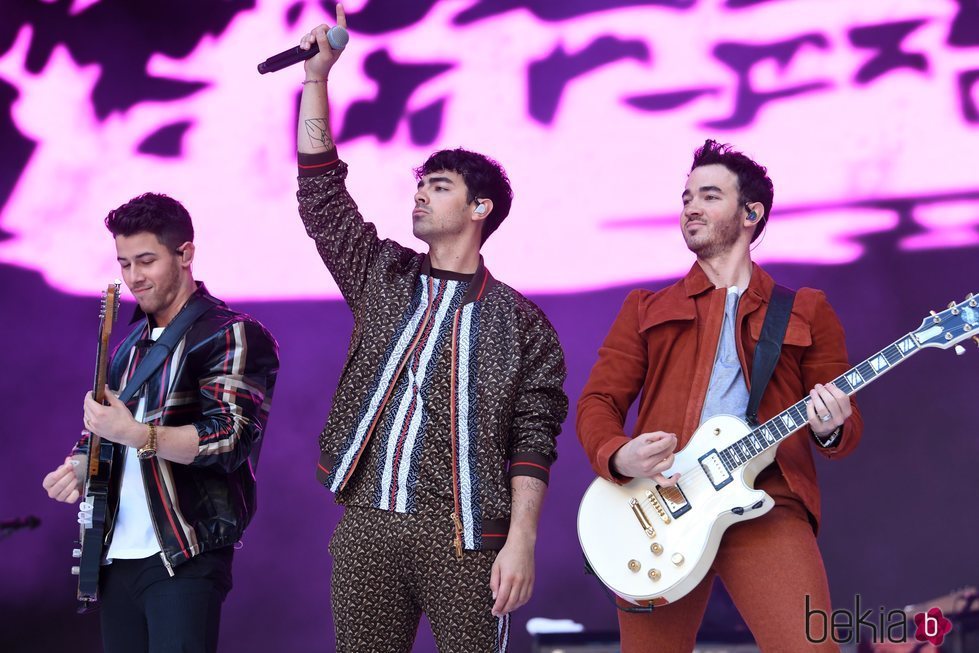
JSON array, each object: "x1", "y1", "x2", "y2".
[
  {"x1": 302, "y1": 78, "x2": 327, "y2": 85},
  {"x1": 137, "y1": 423, "x2": 158, "y2": 460}
]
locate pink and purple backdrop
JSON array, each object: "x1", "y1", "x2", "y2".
[{"x1": 1, "y1": 0, "x2": 976, "y2": 650}]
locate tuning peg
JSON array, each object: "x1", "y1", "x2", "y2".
[
  {"x1": 949, "y1": 301, "x2": 957, "y2": 309},
  {"x1": 955, "y1": 345, "x2": 966, "y2": 356},
  {"x1": 973, "y1": 336, "x2": 979, "y2": 348}
]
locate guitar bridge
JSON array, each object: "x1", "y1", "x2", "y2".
[
  {"x1": 629, "y1": 498, "x2": 656, "y2": 538},
  {"x1": 645, "y1": 490, "x2": 671, "y2": 524}
]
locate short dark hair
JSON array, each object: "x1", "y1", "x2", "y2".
[
  {"x1": 414, "y1": 148, "x2": 513, "y2": 245},
  {"x1": 691, "y1": 139, "x2": 774, "y2": 243},
  {"x1": 104, "y1": 192, "x2": 194, "y2": 250}
]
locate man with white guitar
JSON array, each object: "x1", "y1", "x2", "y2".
[{"x1": 577, "y1": 140, "x2": 864, "y2": 651}]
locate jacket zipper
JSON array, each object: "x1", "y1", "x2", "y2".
[
  {"x1": 448, "y1": 308, "x2": 464, "y2": 560},
  {"x1": 451, "y1": 512, "x2": 464, "y2": 560}
]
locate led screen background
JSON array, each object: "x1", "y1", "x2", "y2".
[{"x1": 0, "y1": 1, "x2": 976, "y2": 650}]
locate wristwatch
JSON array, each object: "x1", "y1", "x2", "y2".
[{"x1": 137, "y1": 423, "x2": 158, "y2": 459}]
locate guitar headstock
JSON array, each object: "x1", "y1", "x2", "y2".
[
  {"x1": 913, "y1": 293, "x2": 979, "y2": 352},
  {"x1": 99, "y1": 280, "x2": 122, "y2": 344}
]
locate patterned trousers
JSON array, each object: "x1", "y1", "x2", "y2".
[{"x1": 330, "y1": 505, "x2": 510, "y2": 653}]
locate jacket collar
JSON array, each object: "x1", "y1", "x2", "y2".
[
  {"x1": 681, "y1": 260, "x2": 776, "y2": 314},
  {"x1": 640, "y1": 260, "x2": 776, "y2": 332},
  {"x1": 420, "y1": 255, "x2": 495, "y2": 306}
]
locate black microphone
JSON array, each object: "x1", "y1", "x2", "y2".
[
  {"x1": 257, "y1": 27, "x2": 350, "y2": 75},
  {"x1": 0, "y1": 516, "x2": 41, "y2": 531}
]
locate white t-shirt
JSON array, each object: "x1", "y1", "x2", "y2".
[{"x1": 106, "y1": 326, "x2": 164, "y2": 561}]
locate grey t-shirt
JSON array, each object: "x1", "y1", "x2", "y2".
[{"x1": 699, "y1": 287, "x2": 748, "y2": 425}]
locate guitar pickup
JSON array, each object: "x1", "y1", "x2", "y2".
[
  {"x1": 699, "y1": 450, "x2": 733, "y2": 490},
  {"x1": 629, "y1": 498, "x2": 656, "y2": 538},
  {"x1": 656, "y1": 484, "x2": 691, "y2": 519}
]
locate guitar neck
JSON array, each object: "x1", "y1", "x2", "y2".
[
  {"x1": 92, "y1": 331, "x2": 110, "y2": 403},
  {"x1": 87, "y1": 295, "x2": 116, "y2": 478},
  {"x1": 720, "y1": 330, "x2": 923, "y2": 469}
]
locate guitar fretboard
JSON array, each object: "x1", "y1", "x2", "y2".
[{"x1": 718, "y1": 331, "x2": 921, "y2": 470}]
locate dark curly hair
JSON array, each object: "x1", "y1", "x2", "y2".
[
  {"x1": 414, "y1": 148, "x2": 513, "y2": 245},
  {"x1": 691, "y1": 139, "x2": 774, "y2": 243},
  {"x1": 104, "y1": 192, "x2": 194, "y2": 250}
]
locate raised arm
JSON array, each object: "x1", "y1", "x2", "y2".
[
  {"x1": 297, "y1": 9, "x2": 344, "y2": 155},
  {"x1": 295, "y1": 10, "x2": 411, "y2": 309}
]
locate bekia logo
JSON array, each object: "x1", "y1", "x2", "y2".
[
  {"x1": 914, "y1": 607, "x2": 953, "y2": 646},
  {"x1": 806, "y1": 595, "x2": 955, "y2": 644}
]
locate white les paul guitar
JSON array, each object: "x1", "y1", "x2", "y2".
[{"x1": 578, "y1": 293, "x2": 979, "y2": 607}]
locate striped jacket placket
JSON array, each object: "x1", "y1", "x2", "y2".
[
  {"x1": 377, "y1": 276, "x2": 461, "y2": 513},
  {"x1": 332, "y1": 273, "x2": 490, "y2": 553},
  {"x1": 449, "y1": 287, "x2": 482, "y2": 557},
  {"x1": 334, "y1": 275, "x2": 437, "y2": 492}
]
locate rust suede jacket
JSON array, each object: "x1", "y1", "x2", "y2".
[{"x1": 576, "y1": 261, "x2": 863, "y2": 527}]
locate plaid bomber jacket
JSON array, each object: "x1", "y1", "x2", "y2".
[
  {"x1": 298, "y1": 151, "x2": 569, "y2": 552},
  {"x1": 75, "y1": 286, "x2": 279, "y2": 572}
]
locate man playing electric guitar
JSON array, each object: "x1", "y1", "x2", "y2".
[
  {"x1": 577, "y1": 140, "x2": 864, "y2": 651},
  {"x1": 41, "y1": 193, "x2": 279, "y2": 653}
]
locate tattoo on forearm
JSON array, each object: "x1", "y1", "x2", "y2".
[
  {"x1": 304, "y1": 118, "x2": 334, "y2": 150},
  {"x1": 511, "y1": 476, "x2": 545, "y2": 514}
]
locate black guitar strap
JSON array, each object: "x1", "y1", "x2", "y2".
[
  {"x1": 114, "y1": 292, "x2": 220, "y2": 404},
  {"x1": 745, "y1": 284, "x2": 796, "y2": 427}
]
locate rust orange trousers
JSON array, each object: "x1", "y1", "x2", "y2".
[{"x1": 617, "y1": 469, "x2": 840, "y2": 653}]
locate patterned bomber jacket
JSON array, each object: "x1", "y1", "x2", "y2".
[
  {"x1": 297, "y1": 150, "x2": 569, "y2": 552},
  {"x1": 75, "y1": 286, "x2": 279, "y2": 572}
]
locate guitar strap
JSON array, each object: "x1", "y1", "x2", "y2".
[
  {"x1": 113, "y1": 292, "x2": 220, "y2": 404},
  {"x1": 744, "y1": 284, "x2": 796, "y2": 427}
]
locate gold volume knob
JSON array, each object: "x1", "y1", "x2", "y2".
[
  {"x1": 650, "y1": 543, "x2": 663, "y2": 555},
  {"x1": 628, "y1": 559, "x2": 641, "y2": 572},
  {"x1": 648, "y1": 568, "x2": 661, "y2": 581}
]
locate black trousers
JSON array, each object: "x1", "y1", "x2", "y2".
[{"x1": 99, "y1": 547, "x2": 234, "y2": 653}]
